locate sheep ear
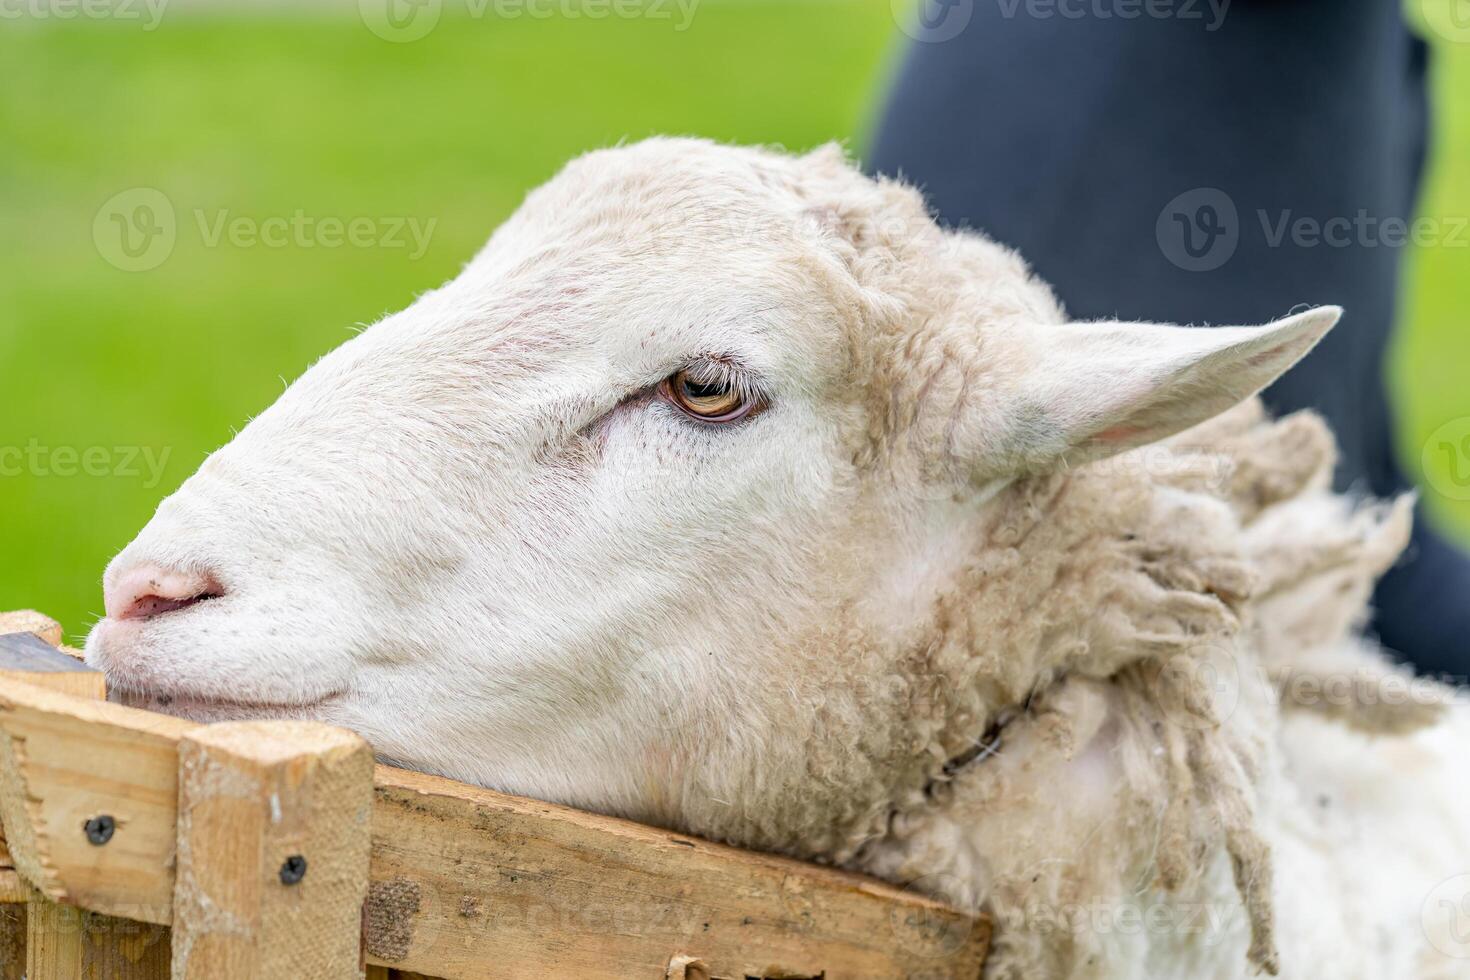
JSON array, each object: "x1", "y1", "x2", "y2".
[{"x1": 1002, "y1": 306, "x2": 1340, "y2": 471}]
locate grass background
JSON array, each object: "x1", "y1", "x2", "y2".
[{"x1": 1, "y1": 1, "x2": 1466, "y2": 639}]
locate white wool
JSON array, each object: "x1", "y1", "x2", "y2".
[{"x1": 87, "y1": 138, "x2": 1470, "y2": 979}]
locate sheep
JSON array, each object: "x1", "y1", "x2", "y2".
[{"x1": 84, "y1": 138, "x2": 1470, "y2": 979}]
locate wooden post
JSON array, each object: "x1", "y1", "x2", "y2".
[
  {"x1": 0, "y1": 609, "x2": 98, "y2": 875},
  {"x1": 172, "y1": 721, "x2": 373, "y2": 979},
  {"x1": 26, "y1": 887, "x2": 168, "y2": 979},
  {"x1": 0, "y1": 904, "x2": 21, "y2": 980},
  {"x1": 0, "y1": 611, "x2": 170, "y2": 979}
]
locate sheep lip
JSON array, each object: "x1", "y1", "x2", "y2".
[{"x1": 112, "y1": 686, "x2": 345, "y2": 718}]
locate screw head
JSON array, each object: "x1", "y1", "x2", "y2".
[
  {"x1": 279, "y1": 854, "x2": 307, "y2": 885},
  {"x1": 85, "y1": 815, "x2": 116, "y2": 846}
]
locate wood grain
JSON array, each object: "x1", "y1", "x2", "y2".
[
  {"x1": 0, "y1": 680, "x2": 195, "y2": 922},
  {"x1": 0, "y1": 621, "x2": 174, "y2": 979},
  {"x1": 0, "y1": 632, "x2": 105, "y2": 701},
  {"x1": 172, "y1": 722, "x2": 373, "y2": 979},
  {"x1": 0, "y1": 904, "x2": 21, "y2": 980},
  {"x1": 0, "y1": 612, "x2": 63, "y2": 649},
  {"x1": 26, "y1": 887, "x2": 169, "y2": 980},
  {"x1": 0, "y1": 617, "x2": 99, "y2": 874},
  {"x1": 366, "y1": 766, "x2": 989, "y2": 980}
]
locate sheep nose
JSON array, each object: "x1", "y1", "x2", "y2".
[{"x1": 105, "y1": 563, "x2": 225, "y2": 621}]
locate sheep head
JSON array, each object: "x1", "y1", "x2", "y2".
[{"x1": 86, "y1": 138, "x2": 1337, "y2": 864}]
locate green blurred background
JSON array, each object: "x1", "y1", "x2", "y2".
[{"x1": 1, "y1": 0, "x2": 1467, "y2": 640}]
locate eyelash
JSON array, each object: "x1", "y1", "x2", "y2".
[
  {"x1": 678, "y1": 358, "x2": 762, "y2": 403},
  {"x1": 658, "y1": 357, "x2": 769, "y2": 425}
]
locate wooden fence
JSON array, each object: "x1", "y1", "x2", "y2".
[{"x1": 0, "y1": 611, "x2": 990, "y2": 979}]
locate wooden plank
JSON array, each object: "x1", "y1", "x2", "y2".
[
  {"x1": 172, "y1": 721, "x2": 373, "y2": 979},
  {"x1": 0, "y1": 680, "x2": 195, "y2": 922},
  {"x1": 366, "y1": 766, "x2": 990, "y2": 980},
  {"x1": 0, "y1": 632, "x2": 105, "y2": 701},
  {"x1": 0, "y1": 872, "x2": 25, "y2": 905},
  {"x1": 0, "y1": 675, "x2": 990, "y2": 980},
  {"x1": 0, "y1": 620, "x2": 174, "y2": 979},
  {"x1": 0, "y1": 612, "x2": 63, "y2": 648},
  {"x1": 0, "y1": 617, "x2": 98, "y2": 871},
  {"x1": 26, "y1": 886, "x2": 168, "y2": 980}
]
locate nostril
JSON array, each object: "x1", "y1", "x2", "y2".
[
  {"x1": 106, "y1": 564, "x2": 225, "y2": 622},
  {"x1": 123, "y1": 591, "x2": 219, "y2": 620}
]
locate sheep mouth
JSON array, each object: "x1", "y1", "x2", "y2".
[{"x1": 110, "y1": 686, "x2": 344, "y2": 722}]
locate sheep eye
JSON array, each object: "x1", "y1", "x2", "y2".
[{"x1": 660, "y1": 368, "x2": 761, "y2": 423}]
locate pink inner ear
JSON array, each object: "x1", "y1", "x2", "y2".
[{"x1": 1246, "y1": 340, "x2": 1296, "y2": 368}]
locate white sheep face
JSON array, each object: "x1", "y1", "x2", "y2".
[{"x1": 85, "y1": 138, "x2": 1336, "y2": 846}]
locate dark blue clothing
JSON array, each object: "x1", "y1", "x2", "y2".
[{"x1": 869, "y1": 1, "x2": 1467, "y2": 675}]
